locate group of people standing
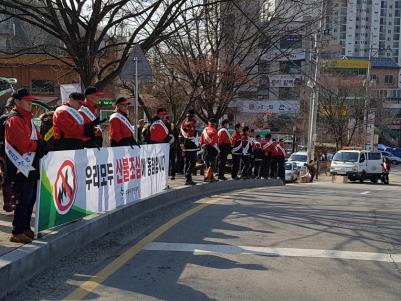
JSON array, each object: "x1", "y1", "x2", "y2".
[
  {"x1": 0, "y1": 89, "x2": 285, "y2": 244},
  {"x1": 149, "y1": 109, "x2": 285, "y2": 185},
  {"x1": 0, "y1": 87, "x2": 142, "y2": 244}
]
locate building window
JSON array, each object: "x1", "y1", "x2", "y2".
[
  {"x1": 384, "y1": 75, "x2": 394, "y2": 84},
  {"x1": 31, "y1": 80, "x2": 55, "y2": 94}
]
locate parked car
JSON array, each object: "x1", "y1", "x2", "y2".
[
  {"x1": 285, "y1": 161, "x2": 299, "y2": 182},
  {"x1": 288, "y1": 151, "x2": 309, "y2": 168},
  {"x1": 330, "y1": 150, "x2": 382, "y2": 183},
  {"x1": 380, "y1": 151, "x2": 401, "y2": 165}
]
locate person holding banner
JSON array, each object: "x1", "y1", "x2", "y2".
[
  {"x1": 53, "y1": 92, "x2": 95, "y2": 151},
  {"x1": 4, "y1": 88, "x2": 48, "y2": 243},
  {"x1": 109, "y1": 97, "x2": 139, "y2": 147},
  {"x1": 81, "y1": 86, "x2": 104, "y2": 148},
  {"x1": 200, "y1": 118, "x2": 219, "y2": 182},
  {"x1": 180, "y1": 110, "x2": 199, "y2": 185},
  {"x1": 148, "y1": 108, "x2": 173, "y2": 144}
]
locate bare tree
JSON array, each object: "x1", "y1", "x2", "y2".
[
  {"x1": 147, "y1": 0, "x2": 323, "y2": 122},
  {"x1": 0, "y1": 0, "x2": 222, "y2": 88}
]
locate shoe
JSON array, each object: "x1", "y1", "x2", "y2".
[
  {"x1": 10, "y1": 233, "x2": 32, "y2": 244},
  {"x1": 24, "y1": 229, "x2": 42, "y2": 239},
  {"x1": 185, "y1": 181, "x2": 196, "y2": 185},
  {"x1": 24, "y1": 229, "x2": 35, "y2": 239},
  {"x1": 3, "y1": 203, "x2": 15, "y2": 212},
  {"x1": 232, "y1": 176, "x2": 240, "y2": 180},
  {"x1": 170, "y1": 176, "x2": 175, "y2": 180}
]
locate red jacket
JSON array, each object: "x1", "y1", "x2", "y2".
[
  {"x1": 81, "y1": 100, "x2": 102, "y2": 139},
  {"x1": 262, "y1": 138, "x2": 275, "y2": 154},
  {"x1": 200, "y1": 125, "x2": 218, "y2": 146},
  {"x1": 218, "y1": 128, "x2": 231, "y2": 145},
  {"x1": 231, "y1": 131, "x2": 242, "y2": 154},
  {"x1": 271, "y1": 143, "x2": 280, "y2": 157},
  {"x1": 277, "y1": 144, "x2": 286, "y2": 157},
  {"x1": 5, "y1": 109, "x2": 39, "y2": 154},
  {"x1": 53, "y1": 104, "x2": 85, "y2": 141},
  {"x1": 149, "y1": 118, "x2": 169, "y2": 143},
  {"x1": 180, "y1": 117, "x2": 197, "y2": 138},
  {"x1": 109, "y1": 112, "x2": 133, "y2": 143}
]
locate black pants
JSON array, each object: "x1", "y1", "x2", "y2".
[
  {"x1": 12, "y1": 180, "x2": 37, "y2": 234},
  {"x1": 250, "y1": 155, "x2": 255, "y2": 177},
  {"x1": 270, "y1": 156, "x2": 278, "y2": 178},
  {"x1": 170, "y1": 147, "x2": 177, "y2": 177},
  {"x1": 231, "y1": 154, "x2": 241, "y2": 178},
  {"x1": 218, "y1": 152, "x2": 229, "y2": 179},
  {"x1": 254, "y1": 159, "x2": 263, "y2": 178},
  {"x1": 263, "y1": 154, "x2": 271, "y2": 178},
  {"x1": 381, "y1": 173, "x2": 389, "y2": 184},
  {"x1": 205, "y1": 146, "x2": 218, "y2": 169},
  {"x1": 277, "y1": 156, "x2": 285, "y2": 181},
  {"x1": 184, "y1": 151, "x2": 197, "y2": 182},
  {"x1": 240, "y1": 155, "x2": 251, "y2": 177}
]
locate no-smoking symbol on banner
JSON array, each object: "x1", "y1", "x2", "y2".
[{"x1": 54, "y1": 160, "x2": 77, "y2": 215}]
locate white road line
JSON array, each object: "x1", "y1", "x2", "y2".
[
  {"x1": 360, "y1": 191, "x2": 370, "y2": 195},
  {"x1": 144, "y1": 242, "x2": 401, "y2": 263}
]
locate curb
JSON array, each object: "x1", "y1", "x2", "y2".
[{"x1": 0, "y1": 178, "x2": 282, "y2": 299}]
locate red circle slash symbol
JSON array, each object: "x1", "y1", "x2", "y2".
[{"x1": 53, "y1": 160, "x2": 77, "y2": 215}]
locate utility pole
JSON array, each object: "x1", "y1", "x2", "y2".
[{"x1": 306, "y1": 1, "x2": 324, "y2": 162}]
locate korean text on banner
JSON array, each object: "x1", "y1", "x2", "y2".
[{"x1": 35, "y1": 144, "x2": 169, "y2": 233}]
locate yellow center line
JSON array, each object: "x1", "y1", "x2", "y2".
[{"x1": 63, "y1": 194, "x2": 233, "y2": 300}]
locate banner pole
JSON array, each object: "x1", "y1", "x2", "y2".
[{"x1": 34, "y1": 160, "x2": 43, "y2": 239}]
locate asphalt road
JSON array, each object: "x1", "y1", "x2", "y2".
[{"x1": 8, "y1": 173, "x2": 401, "y2": 301}]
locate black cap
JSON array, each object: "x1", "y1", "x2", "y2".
[
  {"x1": 209, "y1": 118, "x2": 217, "y2": 124},
  {"x1": 115, "y1": 97, "x2": 131, "y2": 105},
  {"x1": 243, "y1": 126, "x2": 249, "y2": 132},
  {"x1": 84, "y1": 86, "x2": 104, "y2": 97},
  {"x1": 13, "y1": 88, "x2": 37, "y2": 101},
  {"x1": 5, "y1": 97, "x2": 14, "y2": 108},
  {"x1": 69, "y1": 92, "x2": 85, "y2": 101}
]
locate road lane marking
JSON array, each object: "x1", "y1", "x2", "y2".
[
  {"x1": 144, "y1": 242, "x2": 401, "y2": 263},
  {"x1": 360, "y1": 191, "x2": 370, "y2": 195},
  {"x1": 63, "y1": 195, "x2": 231, "y2": 300}
]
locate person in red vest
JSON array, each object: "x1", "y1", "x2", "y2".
[
  {"x1": 277, "y1": 138, "x2": 286, "y2": 182},
  {"x1": 149, "y1": 108, "x2": 171, "y2": 144},
  {"x1": 109, "y1": 97, "x2": 139, "y2": 147},
  {"x1": 262, "y1": 133, "x2": 273, "y2": 178},
  {"x1": 200, "y1": 118, "x2": 219, "y2": 182},
  {"x1": 231, "y1": 123, "x2": 242, "y2": 179},
  {"x1": 270, "y1": 139, "x2": 280, "y2": 178},
  {"x1": 217, "y1": 119, "x2": 231, "y2": 180},
  {"x1": 180, "y1": 110, "x2": 199, "y2": 185},
  {"x1": 4, "y1": 88, "x2": 48, "y2": 243},
  {"x1": 240, "y1": 126, "x2": 251, "y2": 179},
  {"x1": 53, "y1": 92, "x2": 96, "y2": 151},
  {"x1": 81, "y1": 86, "x2": 104, "y2": 148},
  {"x1": 253, "y1": 135, "x2": 264, "y2": 178}
]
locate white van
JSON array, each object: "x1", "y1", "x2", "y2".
[{"x1": 330, "y1": 150, "x2": 382, "y2": 183}]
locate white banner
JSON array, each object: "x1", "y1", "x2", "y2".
[
  {"x1": 60, "y1": 83, "x2": 82, "y2": 104},
  {"x1": 36, "y1": 144, "x2": 169, "y2": 232},
  {"x1": 242, "y1": 100, "x2": 300, "y2": 114}
]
